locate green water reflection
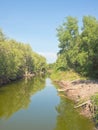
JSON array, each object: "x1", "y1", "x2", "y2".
[
  {"x1": 55, "y1": 97, "x2": 94, "y2": 130},
  {"x1": 0, "y1": 78, "x2": 95, "y2": 130},
  {"x1": 0, "y1": 77, "x2": 46, "y2": 119}
]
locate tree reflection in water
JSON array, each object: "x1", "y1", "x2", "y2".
[
  {"x1": 0, "y1": 77, "x2": 46, "y2": 119},
  {"x1": 54, "y1": 97, "x2": 94, "y2": 130}
]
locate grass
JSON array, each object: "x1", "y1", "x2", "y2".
[{"x1": 50, "y1": 70, "x2": 86, "y2": 81}]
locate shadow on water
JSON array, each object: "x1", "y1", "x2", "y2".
[{"x1": 0, "y1": 76, "x2": 46, "y2": 119}]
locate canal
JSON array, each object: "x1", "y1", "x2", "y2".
[{"x1": 0, "y1": 77, "x2": 94, "y2": 130}]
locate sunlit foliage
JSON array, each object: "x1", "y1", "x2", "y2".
[{"x1": 0, "y1": 30, "x2": 47, "y2": 84}]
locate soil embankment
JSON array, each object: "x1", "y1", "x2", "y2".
[{"x1": 55, "y1": 79, "x2": 98, "y2": 118}]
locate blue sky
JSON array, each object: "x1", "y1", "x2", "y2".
[{"x1": 0, "y1": 0, "x2": 98, "y2": 63}]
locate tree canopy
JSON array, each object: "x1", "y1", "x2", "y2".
[
  {"x1": 0, "y1": 30, "x2": 47, "y2": 85},
  {"x1": 56, "y1": 16, "x2": 98, "y2": 78}
]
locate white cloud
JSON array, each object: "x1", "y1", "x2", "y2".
[{"x1": 38, "y1": 52, "x2": 57, "y2": 63}]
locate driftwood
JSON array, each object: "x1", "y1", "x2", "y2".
[
  {"x1": 58, "y1": 93, "x2": 66, "y2": 98},
  {"x1": 57, "y1": 88, "x2": 66, "y2": 92},
  {"x1": 58, "y1": 88, "x2": 75, "y2": 92},
  {"x1": 74, "y1": 100, "x2": 91, "y2": 108}
]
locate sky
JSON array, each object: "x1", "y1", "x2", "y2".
[{"x1": 0, "y1": 0, "x2": 98, "y2": 63}]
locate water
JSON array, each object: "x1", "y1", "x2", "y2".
[{"x1": 0, "y1": 77, "x2": 95, "y2": 130}]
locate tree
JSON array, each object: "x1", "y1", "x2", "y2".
[
  {"x1": 56, "y1": 16, "x2": 98, "y2": 78},
  {"x1": 56, "y1": 16, "x2": 79, "y2": 70},
  {"x1": 0, "y1": 29, "x2": 47, "y2": 85},
  {"x1": 80, "y1": 16, "x2": 98, "y2": 76}
]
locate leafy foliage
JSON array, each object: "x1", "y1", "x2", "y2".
[
  {"x1": 56, "y1": 16, "x2": 98, "y2": 78},
  {"x1": 0, "y1": 30, "x2": 47, "y2": 84}
]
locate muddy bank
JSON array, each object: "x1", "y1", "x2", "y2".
[{"x1": 55, "y1": 79, "x2": 98, "y2": 118}]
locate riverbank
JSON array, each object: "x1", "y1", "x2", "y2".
[
  {"x1": 0, "y1": 73, "x2": 35, "y2": 87},
  {"x1": 55, "y1": 79, "x2": 98, "y2": 117},
  {"x1": 51, "y1": 71, "x2": 98, "y2": 119}
]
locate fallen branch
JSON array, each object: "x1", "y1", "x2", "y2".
[
  {"x1": 57, "y1": 88, "x2": 66, "y2": 92},
  {"x1": 58, "y1": 93, "x2": 66, "y2": 98},
  {"x1": 74, "y1": 100, "x2": 91, "y2": 108}
]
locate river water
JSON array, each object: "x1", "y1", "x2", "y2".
[{"x1": 0, "y1": 77, "x2": 95, "y2": 130}]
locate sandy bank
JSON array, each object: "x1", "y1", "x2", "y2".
[{"x1": 55, "y1": 79, "x2": 98, "y2": 118}]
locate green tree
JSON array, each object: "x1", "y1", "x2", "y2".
[
  {"x1": 0, "y1": 29, "x2": 47, "y2": 85},
  {"x1": 56, "y1": 16, "x2": 79, "y2": 70},
  {"x1": 80, "y1": 16, "x2": 98, "y2": 77},
  {"x1": 56, "y1": 15, "x2": 98, "y2": 78}
]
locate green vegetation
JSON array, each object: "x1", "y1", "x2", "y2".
[
  {"x1": 54, "y1": 16, "x2": 98, "y2": 79},
  {"x1": 91, "y1": 94, "x2": 98, "y2": 126},
  {"x1": 50, "y1": 16, "x2": 98, "y2": 126},
  {"x1": 51, "y1": 70, "x2": 83, "y2": 81},
  {"x1": 0, "y1": 29, "x2": 47, "y2": 85}
]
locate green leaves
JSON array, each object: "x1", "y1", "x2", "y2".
[
  {"x1": 57, "y1": 16, "x2": 79, "y2": 53},
  {"x1": 56, "y1": 16, "x2": 98, "y2": 78},
  {"x1": 0, "y1": 30, "x2": 47, "y2": 84}
]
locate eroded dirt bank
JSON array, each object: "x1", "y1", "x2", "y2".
[{"x1": 55, "y1": 79, "x2": 98, "y2": 118}]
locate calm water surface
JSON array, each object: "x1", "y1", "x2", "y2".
[{"x1": 0, "y1": 77, "x2": 95, "y2": 130}]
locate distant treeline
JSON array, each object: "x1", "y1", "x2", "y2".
[
  {"x1": 54, "y1": 16, "x2": 98, "y2": 78},
  {"x1": 0, "y1": 29, "x2": 47, "y2": 85}
]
